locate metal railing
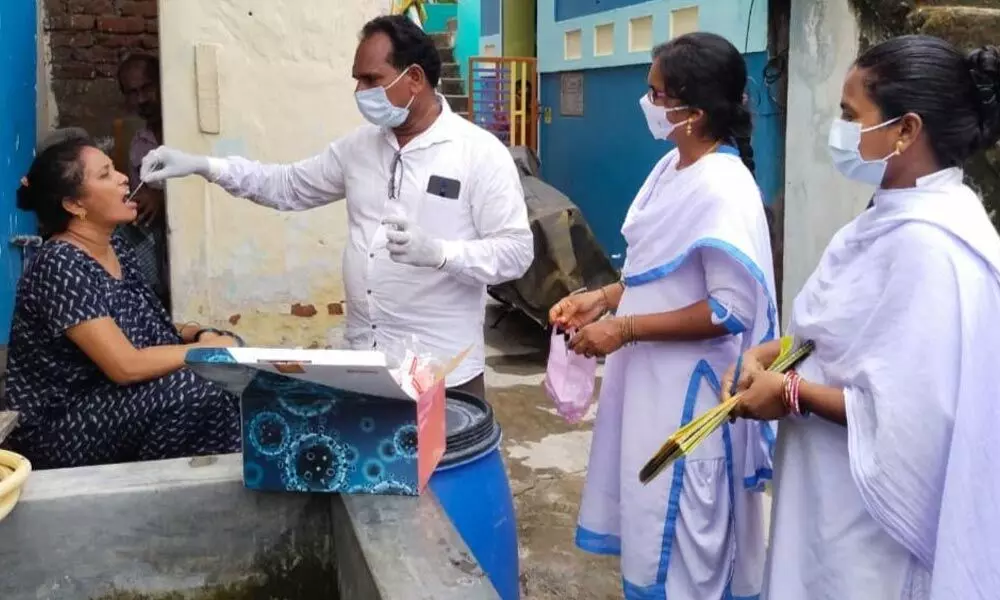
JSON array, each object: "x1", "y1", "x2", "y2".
[{"x1": 467, "y1": 56, "x2": 538, "y2": 153}]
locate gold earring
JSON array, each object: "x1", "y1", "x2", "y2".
[
  {"x1": 686, "y1": 119, "x2": 693, "y2": 136},
  {"x1": 895, "y1": 140, "x2": 904, "y2": 154},
  {"x1": 78, "y1": 211, "x2": 87, "y2": 221}
]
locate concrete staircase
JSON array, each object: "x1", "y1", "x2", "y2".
[{"x1": 431, "y1": 28, "x2": 469, "y2": 118}]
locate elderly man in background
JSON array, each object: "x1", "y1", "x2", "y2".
[
  {"x1": 140, "y1": 15, "x2": 533, "y2": 401},
  {"x1": 118, "y1": 53, "x2": 171, "y2": 310}
]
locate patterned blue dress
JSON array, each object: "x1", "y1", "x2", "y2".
[{"x1": 0, "y1": 237, "x2": 240, "y2": 469}]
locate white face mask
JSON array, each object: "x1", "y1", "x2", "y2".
[
  {"x1": 827, "y1": 117, "x2": 901, "y2": 186},
  {"x1": 639, "y1": 94, "x2": 690, "y2": 140},
  {"x1": 355, "y1": 67, "x2": 415, "y2": 128}
]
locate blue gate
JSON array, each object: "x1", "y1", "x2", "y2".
[{"x1": 0, "y1": 0, "x2": 38, "y2": 345}]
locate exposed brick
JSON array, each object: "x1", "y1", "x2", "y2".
[
  {"x1": 94, "y1": 63, "x2": 118, "y2": 78},
  {"x1": 44, "y1": 0, "x2": 69, "y2": 17},
  {"x1": 290, "y1": 304, "x2": 318, "y2": 318},
  {"x1": 48, "y1": 15, "x2": 96, "y2": 31},
  {"x1": 54, "y1": 61, "x2": 97, "y2": 79},
  {"x1": 46, "y1": 0, "x2": 159, "y2": 161},
  {"x1": 120, "y1": 0, "x2": 158, "y2": 18},
  {"x1": 95, "y1": 33, "x2": 143, "y2": 49},
  {"x1": 327, "y1": 302, "x2": 344, "y2": 316},
  {"x1": 97, "y1": 17, "x2": 146, "y2": 34},
  {"x1": 66, "y1": 0, "x2": 113, "y2": 15},
  {"x1": 73, "y1": 44, "x2": 120, "y2": 63},
  {"x1": 50, "y1": 31, "x2": 95, "y2": 48},
  {"x1": 52, "y1": 78, "x2": 123, "y2": 133},
  {"x1": 50, "y1": 45, "x2": 75, "y2": 63}
]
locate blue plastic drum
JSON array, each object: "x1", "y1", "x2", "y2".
[{"x1": 429, "y1": 391, "x2": 520, "y2": 600}]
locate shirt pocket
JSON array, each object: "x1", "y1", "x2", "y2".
[{"x1": 417, "y1": 174, "x2": 472, "y2": 239}]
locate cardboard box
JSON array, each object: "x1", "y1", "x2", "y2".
[{"x1": 185, "y1": 347, "x2": 457, "y2": 496}]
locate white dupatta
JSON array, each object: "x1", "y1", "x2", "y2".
[
  {"x1": 790, "y1": 168, "x2": 1000, "y2": 598},
  {"x1": 622, "y1": 147, "x2": 779, "y2": 597}
]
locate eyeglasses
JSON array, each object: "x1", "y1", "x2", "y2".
[
  {"x1": 647, "y1": 86, "x2": 667, "y2": 102},
  {"x1": 647, "y1": 87, "x2": 686, "y2": 110}
]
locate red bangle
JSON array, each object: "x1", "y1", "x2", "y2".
[{"x1": 783, "y1": 371, "x2": 803, "y2": 416}]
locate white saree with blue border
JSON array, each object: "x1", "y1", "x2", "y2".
[
  {"x1": 764, "y1": 168, "x2": 1000, "y2": 600},
  {"x1": 575, "y1": 147, "x2": 778, "y2": 600}
]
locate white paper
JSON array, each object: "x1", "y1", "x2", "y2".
[{"x1": 224, "y1": 347, "x2": 409, "y2": 400}]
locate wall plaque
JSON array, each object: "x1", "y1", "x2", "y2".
[{"x1": 559, "y1": 72, "x2": 584, "y2": 117}]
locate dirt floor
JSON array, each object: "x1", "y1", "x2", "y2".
[{"x1": 483, "y1": 304, "x2": 621, "y2": 600}]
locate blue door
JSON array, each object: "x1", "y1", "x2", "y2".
[{"x1": 0, "y1": 0, "x2": 38, "y2": 345}]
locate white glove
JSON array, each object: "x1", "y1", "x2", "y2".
[
  {"x1": 383, "y1": 214, "x2": 446, "y2": 269},
  {"x1": 140, "y1": 146, "x2": 211, "y2": 185}
]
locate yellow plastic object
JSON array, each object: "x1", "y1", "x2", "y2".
[
  {"x1": 391, "y1": 0, "x2": 428, "y2": 23},
  {"x1": 639, "y1": 337, "x2": 815, "y2": 484},
  {"x1": 0, "y1": 449, "x2": 32, "y2": 522}
]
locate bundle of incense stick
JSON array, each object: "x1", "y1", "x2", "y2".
[{"x1": 638, "y1": 337, "x2": 815, "y2": 485}]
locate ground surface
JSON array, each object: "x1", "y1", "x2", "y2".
[{"x1": 482, "y1": 304, "x2": 621, "y2": 600}]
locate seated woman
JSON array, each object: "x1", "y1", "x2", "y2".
[{"x1": 2, "y1": 137, "x2": 242, "y2": 470}]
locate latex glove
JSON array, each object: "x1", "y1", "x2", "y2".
[
  {"x1": 140, "y1": 146, "x2": 211, "y2": 185},
  {"x1": 382, "y1": 214, "x2": 445, "y2": 269}
]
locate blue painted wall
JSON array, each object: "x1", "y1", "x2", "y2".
[
  {"x1": 479, "y1": 33, "x2": 502, "y2": 55},
  {"x1": 0, "y1": 0, "x2": 38, "y2": 344},
  {"x1": 539, "y1": 52, "x2": 782, "y2": 266},
  {"x1": 456, "y1": 0, "x2": 482, "y2": 83},
  {"x1": 537, "y1": 0, "x2": 767, "y2": 72},
  {"x1": 423, "y1": 3, "x2": 457, "y2": 33},
  {"x1": 556, "y1": 0, "x2": 653, "y2": 21},
  {"x1": 481, "y1": 0, "x2": 501, "y2": 36},
  {"x1": 535, "y1": 0, "x2": 780, "y2": 267}
]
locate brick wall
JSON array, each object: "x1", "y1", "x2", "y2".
[{"x1": 44, "y1": 0, "x2": 159, "y2": 139}]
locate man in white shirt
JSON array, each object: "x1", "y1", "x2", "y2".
[{"x1": 140, "y1": 15, "x2": 533, "y2": 400}]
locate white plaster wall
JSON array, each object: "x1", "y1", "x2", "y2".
[
  {"x1": 782, "y1": 0, "x2": 871, "y2": 321},
  {"x1": 36, "y1": 0, "x2": 58, "y2": 139},
  {"x1": 158, "y1": 0, "x2": 392, "y2": 346}
]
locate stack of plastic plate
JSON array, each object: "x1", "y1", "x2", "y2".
[{"x1": 0, "y1": 449, "x2": 31, "y2": 522}]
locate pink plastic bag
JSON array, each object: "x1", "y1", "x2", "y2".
[{"x1": 543, "y1": 328, "x2": 598, "y2": 423}]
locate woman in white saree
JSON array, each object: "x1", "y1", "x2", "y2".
[
  {"x1": 727, "y1": 35, "x2": 1000, "y2": 600},
  {"x1": 550, "y1": 32, "x2": 778, "y2": 600}
]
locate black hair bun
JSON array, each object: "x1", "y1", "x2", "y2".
[
  {"x1": 967, "y1": 45, "x2": 1000, "y2": 144},
  {"x1": 15, "y1": 179, "x2": 36, "y2": 212}
]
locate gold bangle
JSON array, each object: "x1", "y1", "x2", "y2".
[
  {"x1": 600, "y1": 286, "x2": 611, "y2": 310},
  {"x1": 619, "y1": 315, "x2": 637, "y2": 344}
]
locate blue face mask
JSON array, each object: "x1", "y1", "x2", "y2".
[
  {"x1": 827, "y1": 117, "x2": 901, "y2": 186},
  {"x1": 355, "y1": 67, "x2": 415, "y2": 128}
]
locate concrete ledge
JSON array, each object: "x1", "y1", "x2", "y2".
[
  {"x1": 0, "y1": 411, "x2": 17, "y2": 445},
  {"x1": 0, "y1": 454, "x2": 499, "y2": 600},
  {"x1": 915, "y1": 0, "x2": 1000, "y2": 8},
  {"x1": 908, "y1": 6, "x2": 1000, "y2": 48}
]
